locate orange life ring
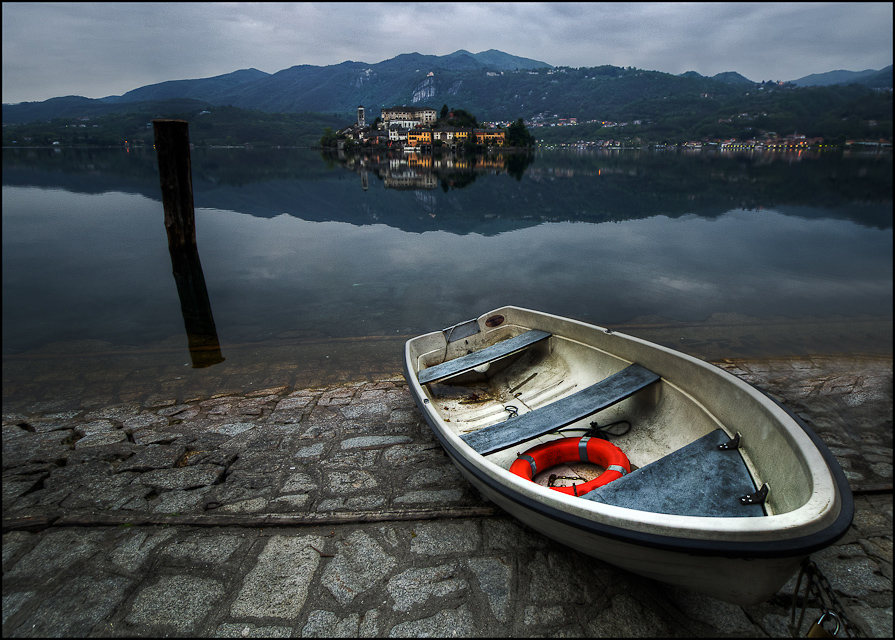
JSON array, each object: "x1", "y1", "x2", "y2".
[{"x1": 509, "y1": 436, "x2": 630, "y2": 497}]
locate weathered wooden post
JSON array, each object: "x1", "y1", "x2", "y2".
[
  {"x1": 153, "y1": 119, "x2": 196, "y2": 248},
  {"x1": 153, "y1": 119, "x2": 224, "y2": 367}
]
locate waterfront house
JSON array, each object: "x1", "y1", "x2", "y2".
[
  {"x1": 388, "y1": 125, "x2": 408, "y2": 144},
  {"x1": 475, "y1": 128, "x2": 506, "y2": 146},
  {"x1": 406, "y1": 128, "x2": 433, "y2": 149}
]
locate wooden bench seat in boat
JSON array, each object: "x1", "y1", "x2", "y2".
[
  {"x1": 582, "y1": 429, "x2": 767, "y2": 517},
  {"x1": 417, "y1": 330, "x2": 552, "y2": 385},
  {"x1": 460, "y1": 363, "x2": 661, "y2": 456}
]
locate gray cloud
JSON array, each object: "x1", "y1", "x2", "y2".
[{"x1": 3, "y1": 2, "x2": 891, "y2": 104}]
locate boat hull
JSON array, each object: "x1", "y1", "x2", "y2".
[
  {"x1": 404, "y1": 306, "x2": 853, "y2": 605},
  {"x1": 430, "y1": 414, "x2": 809, "y2": 605}
]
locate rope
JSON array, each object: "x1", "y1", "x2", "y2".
[
  {"x1": 552, "y1": 419, "x2": 632, "y2": 439},
  {"x1": 789, "y1": 558, "x2": 862, "y2": 637}
]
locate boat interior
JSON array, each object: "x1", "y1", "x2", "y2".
[{"x1": 412, "y1": 321, "x2": 810, "y2": 518}]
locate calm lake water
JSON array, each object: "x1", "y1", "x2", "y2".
[{"x1": 2, "y1": 146, "x2": 892, "y2": 409}]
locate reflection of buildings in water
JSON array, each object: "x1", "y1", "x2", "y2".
[
  {"x1": 332, "y1": 149, "x2": 531, "y2": 191},
  {"x1": 474, "y1": 155, "x2": 506, "y2": 170},
  {"x1": 414, "y1": 190, "x2": 438, "y2": 214},
  {"x1": 380, "y1": 154, "x2": 438, "y2": 190},
  {"x1": 383, "y1": 169, "x2": 438, "y2": 190},
  {"x1": 407, "y1": 154, "x2": 432, "y2": 170},
  {"x1": 434, "y1": 156, "x2": 470, "y2": 170},
  {"x1": 361, "y1": 201, "x2": 378, "y2": 221}
]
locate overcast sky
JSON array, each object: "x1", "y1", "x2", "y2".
[{"x1": 3, "y1": 2, "x2": 892, "y2": 104}]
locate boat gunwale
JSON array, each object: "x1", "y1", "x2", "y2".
[{"x1": 403, "y1": 306, "x2": 854, "y2": 557}]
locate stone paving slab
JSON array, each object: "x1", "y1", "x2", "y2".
[{"x1": 2, "y1": 356, "x2": 892, "y2": 637}]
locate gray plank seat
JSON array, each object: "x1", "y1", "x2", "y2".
[
  {"x1": 582, "y1": 429, "x2": 767, "y2": 517},
  {"x1": 455, "y1": 357, "x2": 660, "y2": 457},
  {"x1": 417, "y1": 330, "x2": 552, "y2": 385}
]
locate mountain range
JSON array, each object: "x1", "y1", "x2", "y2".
[
  {"x1": 2, "y1": 49, "x2": 892, "y2": 127},
  {"x1": 790, "y1": 68, "x2": 892, "y2": 87}
]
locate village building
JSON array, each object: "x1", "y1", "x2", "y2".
[
  {"x1": 387, "y1": 125, "x2": 408, "y2": 143},
  {"x1": 476, "y1": 128, "x2": 506, "y2": 146},
  {"x1": 406, "y1": 128, "x2": 433, "y2": 149},
  {"x1": 337, "y1": 125, "x2": 358, "y2": 141},
  {"x1": 381, "y1": 106, "x2": 437, "y2": 126},
  {"x1": 365, "y1": 129, "x2": 388, "y2": 146},
  {"x1": 386, "y1": 118, "x2": 422, "y2": 130},
  {"x1": 431, "y1": 127, "x2": 463, "y2": 143}
]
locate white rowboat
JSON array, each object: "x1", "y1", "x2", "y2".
[{"x1": 403, "y1": 306, "x2": 853, "y2": 605}]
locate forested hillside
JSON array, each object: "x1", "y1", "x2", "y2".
[
  {"x1": 3, "y1": 50, "x2": 891, "y2": 147},
  {"x1": 2, "y1": 103, "x2": 345, "y2": 148}
]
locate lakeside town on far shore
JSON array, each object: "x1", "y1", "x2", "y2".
[
  {"x1": 322, "y1": 105, "x2": 891, "y2": 155},
  {"x1": 3, "y1": 103, "x2": 891, "y2": 152}
]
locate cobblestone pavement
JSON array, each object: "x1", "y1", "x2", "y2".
[{"x1": 2, "y1": 355, "x2": 892, "y2": 637}]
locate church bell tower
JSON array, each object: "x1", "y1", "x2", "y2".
[{"x1": 357, "y1": 105, "x2": 365, "y2": 128}]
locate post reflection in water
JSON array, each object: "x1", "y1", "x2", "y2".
[{"x1": 168, "y1": 244, "x2": 224, "y2": 368}]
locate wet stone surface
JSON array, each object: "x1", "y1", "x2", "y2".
[{"x1": 2, "y1": 357, "x2": 892, "y2": 637}]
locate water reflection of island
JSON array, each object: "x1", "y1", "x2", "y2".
[
  {"x1": 4, "y1": 147, "x2": 891, "y2": 232},
  {"x1": 327, "y1": 149, "x2": 534, "y2": 191}
]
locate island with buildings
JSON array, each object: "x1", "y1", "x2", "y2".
[
  {"x1": 320, "y1": 105, "x2": 535, "y2": 191},
  {"x1": 322, "y1": 105, "x2": 534, "y2": 153}
]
